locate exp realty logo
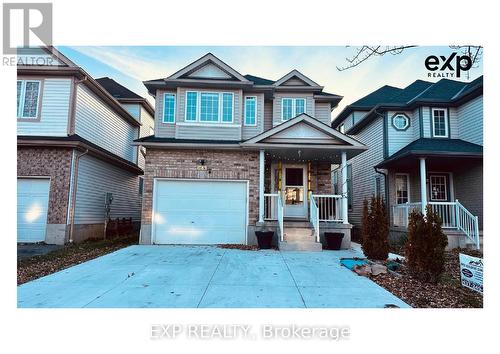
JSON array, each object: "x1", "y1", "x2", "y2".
[{"x1": 424, "y1": 52, "x2": 472, "y2": 78}]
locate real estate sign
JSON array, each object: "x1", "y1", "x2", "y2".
[{"x1": 459, "y1": 253, "x2": 483, "y2": 294}]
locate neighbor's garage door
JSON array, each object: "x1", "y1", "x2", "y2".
[
  {"x1": 153, "y1": 180, "x2": 247, "y2": 244},
  {"x1": 17, "y1": 178, "x2": 50, "y2": 243}
]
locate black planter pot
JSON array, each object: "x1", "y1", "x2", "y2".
[
  {"x1": 324, "y1": 232, "x2": 344, "y2": 250},
  {"x1": 255, "y1": 231, "x2": 274, "y2": 249}
]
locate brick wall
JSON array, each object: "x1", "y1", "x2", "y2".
[
  {"x1": 141, "y1": 149, "x2": 260, "y2": 224},
  {"x1": 312, "y1": 162, "x2": 333, "y2": 194},
  {"x1": 17, "y1": 147, "x2": 73, "y2": 224}
]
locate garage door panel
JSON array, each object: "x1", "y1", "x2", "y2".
[
  {"x1": 153, "y1": 180, "x2": 247, "y2": 245},
  {"x1": 17, "y1": 178, "x2": 50, "y2": 243}
]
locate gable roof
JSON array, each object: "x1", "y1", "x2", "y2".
[
  {"x1": 273, "y1": 69, "x2": 322, "y2": 88},
  {"x1": 96, "y1": 77, "x2": 143, "y2": 99}
]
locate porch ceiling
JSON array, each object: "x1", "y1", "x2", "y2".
[{"x1": 264, "y1": 147, "x2": 352, "y2": 163}]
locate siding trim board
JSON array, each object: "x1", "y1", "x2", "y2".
[{"x1": 419, "y1": 106, "x2": 424, "y2": 138}]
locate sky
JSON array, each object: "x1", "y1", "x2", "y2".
[{"x1": 58, "y1": 46, "x2": 483, "y2": 116}]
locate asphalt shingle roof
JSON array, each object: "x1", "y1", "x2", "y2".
[
  {"x1": 349, "y1": 85, "x2": 403, "y2": 107},
  {"x1": 243, "y1": 74, "x2": 275, "y2": 85},
  {"x1": 96, "y1": 77, "x2": 143, "y2": 100}
]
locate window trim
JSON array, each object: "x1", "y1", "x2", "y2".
[
  {"x1": 395, "y1": 173, "x2": 410, "y2": 204},
  {"x1": 429, "y1": 174, "x2": 448, "y2": 201},
  {"x1": 391, "y1": 112, "x2": 410, "y2": 131},
  {"x1": 162, "y1": 93, "x2": 176, "y2": 124},
  {"x1": 183, "y1": 90, "x2": 234, "y2": 124},
  {"x1": 338, "y1": 124, "x2": 345, "y2": 134},
  {"x1": 281, "y1": 97, "x2": 306, "y2": 121},
  {"x1": 431, "y1": 108, "x2": 449, "y2": 138},
  {"x1": 244, "y1": 96, "x2": 257, "y2": 126},
  {"x1": 17, "y1": 79, "x2": 43, "y2": 121}
]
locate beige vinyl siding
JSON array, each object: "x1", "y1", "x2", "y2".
[
  {"x1": 457, "y1": 96, "x2": 483, "y2": 145},
  {"x1": 138, "y1": 106, "x2": 155, "y2": 169},
  {"x1": 347, "y1": 117, "x2": 386, "y2": 227},
  {"x1": 242, "y1": 93, "x2": 264, "y2": 139},
  {"x1": 314, "y1": 102, "x2": 331, "y2": 125},
  {"x1": 387, "y1": 110, "x2": 415, "y2": 156},
  {"x1": 421, "y1": 107, "x2": 432, "y2": 137},
  {"x1": 411, "y1": 108, "x2": 420, "y2": 140},
  {"x1": 73, "y1": 155, "x2": 141, "y2": 224},
  {"x1": 175, "y1": 124, "x2": 241, "y2": 140},
  {"x1": 449, "y1": 107, "x2": 459, "y2": 139},
  {"x1": 17, "y1": 78, "x2": 72, "y2": 136},
  {"x1": 272, "y1": 92, "x2": 314, "y2": 126},
  {"x1": 154, "y1": 89, "x2": 176, "y2": 138},
  {"x1": 263, "y1": 101, "x2": 273, "y2": 131},
  {"x1": 17, "y1": 47, "x2": 64, "y2": 66},
  {"x1": 122, "y1": 103, "x2": 141, "y2": 120},
  {"x1": 74, "y1": 84, "x2": 138, "y2": 163},
  {"x1": 453, "y1": 161, "x2": 483, "y2": 229}
]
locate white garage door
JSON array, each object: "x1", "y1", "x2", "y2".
[
  {"x1": 153, "y1": 180, "x2": 247, "y2": 244},
  {"x1": 17, "y1": 178, "x2": 50, "y2": 243}
]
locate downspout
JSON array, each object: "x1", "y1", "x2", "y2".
[{"x1": 68, "y1": 148, "x2": 89, "y2": 243}]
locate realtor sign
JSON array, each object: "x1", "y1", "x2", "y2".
[{"x1": 459, "y1": 253, "x2": 483, "y2": 294}]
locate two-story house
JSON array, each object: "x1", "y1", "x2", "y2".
[
  {"x1": 331, "y1": 76, "x2": 483, "y2": 249},
  {"x1": 17, "y1": 47, "x2": 151, "y2": 245},
  {"x1": 135, "y1": 53, "x2": 367, "y2": 250}
]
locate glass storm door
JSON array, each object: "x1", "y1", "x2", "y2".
[{"x1": 283, "y1": 165, "x2": 308, "y2": 218}]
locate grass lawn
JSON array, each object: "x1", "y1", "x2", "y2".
[{"x1": 18, "y1": 235, "x2": 138, "y2": 285}]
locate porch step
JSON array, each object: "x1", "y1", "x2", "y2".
[
  {"x1": 283, "y1": 221, "x2": 312, "y2": 228},
  {"x1": 284, "y1": 227, "x2": 314, "y2": 241},
  {"x1": 279, "y1": 240, "x2": 323, "y2": 252},
  {"x1": 279, "y1": 226, "x2": 322, "y2": 251}
]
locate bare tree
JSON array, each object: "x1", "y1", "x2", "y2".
[{"x1": 337, "y1": 45, "x2": 483, "y2": 79}]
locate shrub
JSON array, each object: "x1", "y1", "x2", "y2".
[
  {"x1": 361, "y1": 196, "x2": 390, "y2": 260},
  {"x1": 405, "y1": 205, "x2": 448, "y2": 283}
]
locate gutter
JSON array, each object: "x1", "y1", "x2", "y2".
[{"x1": 68, "y1": 148, "x2": 89, "y2": 243}]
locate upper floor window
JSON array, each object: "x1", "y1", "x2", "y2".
[
  {"x1": 184, "y1": 91, "x2": 233, "y2": 123},
  {"x1": 163, "y1": 93, "x2": 175, "y2": 123},
  {"x1": 432, "y1": 108, "x2": 448, "y2": 137},
  {"x1": 17, "y1": 80, "x2": 41, "y2": 119},
  {"x1": 392, "y1": 113, "x2": 410, "y2": 131},
  {"x1": 281, "y1": 97, "x2": 306, "y2": 120},
  {"x1": 244, "y1": 96, "x2": 257, "y2": 126}
]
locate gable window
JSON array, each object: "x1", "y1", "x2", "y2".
[
  {"x1": 395, "y1": 174, "x2": 409, "y2": 204},
  {"x1": 429, "y1": 175, "x2": 448, "y2": 201},
  {"x1": 244, "y1": 96, "x2": 257, "y2": 126},
  {"x1": 185, "y1": 91, "x2": 197, "y2": 121},
  {"x1": 392, "y1": 113, "x2": 410, "y2": 131},
  {"x1": 17, "y1": 80, "x2": 41, "y2": 119},
  {"x1": 222, "y1": 93, "x2": 233, "y2": 122},
  {"x1": 432, "y1": 108, "x2": 448, "y2": 137},
  {"x1": 281, "y1": 97, "x2": 306, "y2": 120},
  {"x1": 163, "y1": 93, "x2": 176, "y2": 123}
]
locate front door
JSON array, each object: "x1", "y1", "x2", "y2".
[{"x1": 283, "y1": 164, "x2": 308, "y2": 218}]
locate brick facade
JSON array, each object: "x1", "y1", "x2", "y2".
[
  {"x1": 141, "y1": 148, "x2": 260, "y2": 225},
  {"x1": 17, "y1": 147, "x2": 73, "y2": 224}
]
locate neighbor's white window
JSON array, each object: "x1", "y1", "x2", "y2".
[
  {"x1": 430, "y1": 175, "x2": 448, "y2": 201},
  {"x1": 163, "y1": 93, "x2": 176, "y2": 123},
  {"x1": 281, "y1": 97, "x2": 306, "y2": 120},
  {"x1": 17, "y1": 80, "x2": 41, "y2": 119},
  {"x1": 392, "y1": 113, "x2": 410, "y2": 130},
  {"x1": 185, "y1": 91, "x2": 198, "y2": 121},
  {"x1": 245, "y1": 96, "x2": 257, "y2": 126},
  {"x1": 221, "y1": 93, "x2": 234, "y2": 123},
  {"x1": 395, "y1": 174, "x2": 409, "y2": 204},
  {"x1": 432, "y1": 108, "x2": 448, "y2": 137}
]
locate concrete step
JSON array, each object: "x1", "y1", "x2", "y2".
[
  {"x1": 284, "y1": 233, "x2": 316, "y2": 242},
  {"x1": 279, "y1": 241, "x2": 323, "y2": 252},
  {"x1": 283, "y1": 221, "x2": 312, "y2": 228}
]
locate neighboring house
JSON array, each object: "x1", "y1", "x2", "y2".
[
  {"x1": 17, "y1": 47, "x2": 143, "y2": 245},
  {"x1": 331, "y1": 76, "x2": 483, "y2": 249},
  {"x1": 135, "y1": 53, "x2": 367, "y2": 250},
  {"x1": 95, "y1": 77, "x2": 155, "y2": 170}
]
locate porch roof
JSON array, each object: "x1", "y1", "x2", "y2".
[{"x1": 375, "y1": 138, "x2": 483, "y2": 169}]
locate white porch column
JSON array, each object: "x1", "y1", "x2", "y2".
[
  {"x1": 419, "y1": 157, "x2": 427, "y2": 213},
  {"x1": 341, "y1": 151, "x2": 349, "y2": 224},
  {"x1": 258, "y1": 149, "x2": 265, "y2": 223}
]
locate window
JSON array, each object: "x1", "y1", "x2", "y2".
[
  {"x1": 244, "y1": 96, "x2": 257, "y2": 126},
  {"x1": 432, "y1": 108, "x2": 448, "y2": 137},
  {"x1": 200, "y1": 93, "x2": 219, "y2": 122},
  {"x1": 185, "y1": 91, "x2": 197, "y2": 121},
  {"x1": 281, "y1": 97, "x2": 306, "y2": 120},
  {"x1": 429, "y1": 175, "x2": 448, "y2": 201},
  {"x1": 332, "y1": 169, "x2": 339, "y2": 195},
  {"x1": 392, "y1": 113, "x2": 410, "y2": 130},
  {"x1": 163, "y1": 93, "x2": 175, "y2": 123},
  {"x1": 138, "y1": 177, "x2": 144, "y2": 196},
  {"x1": 222, "y1": 93, "x2": 233, "y2": 122},
  {"x1": 347, "y1": 164, "x2": 353, "y2": 210},
  {"x1": 17, "y1": 80, "x2": 41, "y2": 119},
  {"x1": 374, "y1": 176, "x2": 382, "y2": 198},
  {"x1": 339, "y1": 124, "x2": 345, "y2": 134},
  {"x1": 395, "y1": 174, "x2": 409, "y2": 204}
]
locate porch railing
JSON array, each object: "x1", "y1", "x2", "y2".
[
  {"x1": 263, "y1": 193, "x2": 278, "y2": 220},
  {"x1": 277, "y1": 193, "x2": 284, "y2": 242},
  {"x1": 312, "y1": 194, "x2": 343, "y2": 222},
  {"x1": 310, "y1": 196, "x2": 320, "y2": 242},
  {"x1": 392, "y1": 200, "x2": 480, "y2": 249}
]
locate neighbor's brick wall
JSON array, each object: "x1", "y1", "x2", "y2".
[
  {"x1": 17, "y1": 147, "x2": 73, "y2": 224},
  {"x1": 141, "y1": 149, "x2": 260, "y2": 224}
]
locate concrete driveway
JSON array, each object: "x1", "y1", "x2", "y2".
[{"x1": 18, "y1": 245, "x2": 409, "y2": 308}]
